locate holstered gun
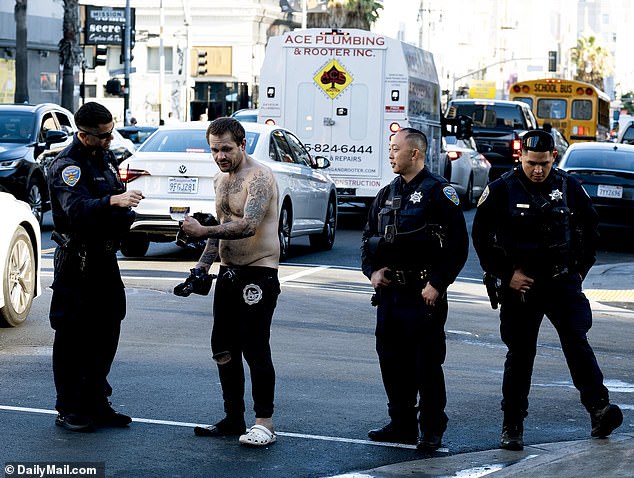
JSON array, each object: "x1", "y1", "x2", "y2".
[{"x1": 483, "y1": 272, "x2": 502, "y2": 310}]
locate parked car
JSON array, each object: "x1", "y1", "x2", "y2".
[
  {"x1": 557, "y1": 142, "x2": 634, "y2": 235},
  {"x1": 118, "y1": 121, "x2": 337, "y2": 259},
  {"x1": 446, "y1": 99, "x2": 538, "y2": 181},
  {"x1": 230, "y1": 109, "x2": 259, "y2": 123},
  {"x1": 616, "y1": 120, "x2": 634, "y2": 145},
  {"x1": 442, "y1": 135, "x2": 491, "y2": 208},
  {"x1": 0, "y1": 103, "x2": 75, "y2": 223},
  {"x1": 116, "y1": 125, "x2": 159, "y2": 145},
  {"x1": 110, "y1": 128, "x2": 136, "y2": 164},
  {"x1": 0, "y1": 192, "x2": 41, "y2": 327}
]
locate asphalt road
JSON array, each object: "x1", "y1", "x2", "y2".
[{"x1": 0, "y1": 211, "x2": 632, "y2": 478}]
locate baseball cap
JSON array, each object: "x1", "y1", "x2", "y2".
[{"x1": 522, "y1": 130, "x2": 554, "y2": 152}]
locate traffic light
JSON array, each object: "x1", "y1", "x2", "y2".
[
  {"x1": 197, "y1": 49, "x2": 208, "y2": 76},
  {"x1": 94, "y1": 45, "x2": 108, "y2": 68},
  {"x1": 105, "y1": 78, "x2": 122, "y2": 96}
]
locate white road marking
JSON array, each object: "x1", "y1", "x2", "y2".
[{"x1": 0, "y1": 405, "x2": 447, "y2": 451}]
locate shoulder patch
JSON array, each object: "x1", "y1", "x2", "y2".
[
  {"x1": 477, "y1": 185, "x2": 490, "y2": 207},
  {"x1": 442, "y1": 186, "x2": 460, "y2": 206},
  {"x1": 62, "y1": 165, "x2": 81, "y2": 187}
]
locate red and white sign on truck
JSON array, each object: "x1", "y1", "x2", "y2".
[{"x1": 258, "y1": 28, "x2": 443, "y2": 209}]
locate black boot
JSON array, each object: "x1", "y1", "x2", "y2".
[
  {"x1": 500, "y1": 421, "x2": 523, "y2": 451},
  {"x1": 368, "y1": 421, "x2": 418, "y2": 444},
  {"x1": 590, "y1": 403, "x2": 623, "y2": 438}
]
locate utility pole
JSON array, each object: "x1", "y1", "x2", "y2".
[{"x1": 124, "y1": 0, "x2": 132, "y2": 124}]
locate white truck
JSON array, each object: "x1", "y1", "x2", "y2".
[{"x1": 257, "y1": 28, "x2": 443, "y2": 210}]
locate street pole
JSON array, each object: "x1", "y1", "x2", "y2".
[{"x1": 124, "y1": 0, "x2": 131, "y2": 124}]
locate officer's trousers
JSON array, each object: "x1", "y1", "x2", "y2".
[
  {"x1": 499, "y1": 273, "x2": 610, "y2": 422},
  {"x1": 375, "y1": 286, "x2": 449, "y2": 434},
  {"x1": 49, "y1": 247, "x2": 126, "y2": 415},
  {"x1": 211, "y1": 266, "x2": 280, "y2": 419}
]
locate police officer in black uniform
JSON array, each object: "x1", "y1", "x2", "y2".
[
  {"x1": 47, "y1": 102, "x2": 144, "y2": 432},
  {"x1": 361, "y1": 127, "x2": 468, "y2": 451},
  {"x1": 472, "y1": 129, "x2": 623, "y2": 450}
]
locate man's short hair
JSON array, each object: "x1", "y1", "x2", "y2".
[
  {"x1": 398, "y1": 127, "x2": 428, "y2": 155},
  {"x1": 207, "y1": 117, "x2": 245, "y2": 145},
  {"x1": 75, "y1": 102, "x2": 113, "y2": 129},
  {"x1": 522, "y1": 129, "x2": 554, "y2": 152}
]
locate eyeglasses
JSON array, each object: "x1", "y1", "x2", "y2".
[{"x1": 79, "y1": 128, "x2": 113, "y2": 140}]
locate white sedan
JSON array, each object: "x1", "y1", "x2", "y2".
[
  {"x1": 442, "y1": 135, "x2": 491, "y2": 208},
  {"x1": 118, "y1": 122, "x2": 337, "y2": 259},
  {"x1": 0, "y1": 192, "x2": 41, "y2": 326}
]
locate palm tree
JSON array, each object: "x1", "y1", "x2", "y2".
[
  {"x1": 59, "y1": 0, "x2": 81, "y2": 112},
  {"x1": 14, "y1": 0, "x2": 28, "y2": 103},
  {"x1": 308, "y1": 0, "x2": 383, "y2": 30},
  {"x1": 570, "y1": 36, "x2": 613, "y2": 90}
]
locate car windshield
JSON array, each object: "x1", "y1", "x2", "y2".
[
  {"x1": 452, "y1": 104, "x2": 525, "y2": 129},
  {"x1": 139, "y1": 129, "x2": 211, "y2": 153},
  {"x1": 0, "y1": 112, "x2": 35, "y2": 144},
  {"x1": 565, "y1": 149, "x2": 634, "y2": 171}
]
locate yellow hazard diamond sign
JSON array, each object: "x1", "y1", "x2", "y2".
[{"x1": 314, "y1": 59, "x2": 353, "y2": 99}]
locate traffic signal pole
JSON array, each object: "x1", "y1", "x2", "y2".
[{"x1": 123, "y1": 0, "x2": 132, "y2": 125}]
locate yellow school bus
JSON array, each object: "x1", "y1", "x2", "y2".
[{"x1": 509, "y1": 78, "x2": 610, "y2": 143}]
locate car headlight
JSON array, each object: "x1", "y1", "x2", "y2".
[{"x1": 0, "y1": 158, "x2": 22, "y2": 170}]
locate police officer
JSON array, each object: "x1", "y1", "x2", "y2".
[
  {"x1": 472, "y1": 129, "x2": 623, "y2": 451},
  {"x1": 361, "y1": 127, "x2": 468, "y2": 451},
  {"x1": 47, "y1": 102, "x2": 144, "y2": 432}
]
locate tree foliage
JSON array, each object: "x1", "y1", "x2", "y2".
[
  {"x1": 59, "y1": 0, "x2": 81, "y2": 112},
  {"x1": 308, "y1": 0, "x2": 383, "y2": 30},
  {"x1": 570, "y1": 36, "x2": 613, "y2": 90}
]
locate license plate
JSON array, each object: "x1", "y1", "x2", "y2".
[
  {"x1": 597, "y1": 184, "x2": 623, "y2": 199},
  {"x1": 168, "y1": 177, "x2": 198, "y2": 194}
]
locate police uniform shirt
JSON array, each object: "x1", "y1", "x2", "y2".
[
  {"x1": 47, "y1": 134, "x2": 135, "y2": 241},
  {"x1": 472, "y1": 166, "x2": 599, "y2": 284},
  {"x1": 362, "y1": 167, "x2": 469, "y2": 293}
]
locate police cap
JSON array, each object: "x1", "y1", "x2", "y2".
[{"x1": 522, "y1": 129, "x2": 554, "y2": 152}]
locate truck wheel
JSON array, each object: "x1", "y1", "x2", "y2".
[
  {"x1": 120, "y1": 234, "x2": 150, "y2": 257},
  {"x1": 309, "y1": 197, "x2": 336, "y2": 251},
  {"x1": 1, "y1": 226, "x2": 36, "y2": 327},
  {"x1": 278, "y1": 203, "x2": 292, "y2": 261}
]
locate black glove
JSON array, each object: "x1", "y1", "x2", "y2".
[{"x1": 174, "y1": 267, "x2": 216, "y2": 297}]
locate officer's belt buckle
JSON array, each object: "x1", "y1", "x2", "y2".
[
  {"x1": 395, "y1": 270, "x2": 407, "y2": 285},
  {"x1": 393, "y1": 270, "x2": 427, "y2": 286}
]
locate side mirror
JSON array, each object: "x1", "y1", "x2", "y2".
[
  {"x1": 476, "y1": 143, "x2": 492, "y2": 154},
  {"x1": 44, "y1": 129, "x2": 68, "y2": 147},
  {"x1": 312, "y1": 155, "x2": 330, "y2": 169}
]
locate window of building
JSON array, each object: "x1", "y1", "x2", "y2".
[{"x1": 147, "y1": 47, "x2": 174, "y2": 73}]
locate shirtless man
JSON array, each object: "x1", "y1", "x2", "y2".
[{"x1": 181, "y1": 117, "x2": 280, "y2": 446}]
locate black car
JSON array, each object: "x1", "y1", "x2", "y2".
[
  {"x1": 0, "y1": 104, "x2": 76, "y2": 223},
  {"x1": 446, "y1": 99, "x2": 538, "y2": 181},
  {"x1": 116, "y1": 125, "x2": 158, "y2": 145},
  {"x1": 557, "y1": 142, "x2": 634, "y2": 237}
]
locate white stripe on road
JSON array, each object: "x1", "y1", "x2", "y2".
[
  {"x1": 279, "y1": 265, "x2": 331, "y2": 283},
  {"x1": 0, "y1": 405, "x2": 447, "y2": 451}
]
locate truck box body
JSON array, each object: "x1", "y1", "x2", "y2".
[{"x1": 258, "y1": 28, "x2": 442, "y2": 208}]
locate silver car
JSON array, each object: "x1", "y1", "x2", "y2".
[{"x1": 118, "y1": 121, "x2": 337, "y2": 259}]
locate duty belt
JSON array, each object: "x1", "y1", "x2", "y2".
[{"x1": 390, "y1": 269, "x2": 429, "y2": 286}]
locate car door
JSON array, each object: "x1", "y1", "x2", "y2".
[
  {"x1": 268, "y1": 129, "x2": 312, "y2": 230},
  {"x1": 283, "y1": 131, "x2": 330, "y2": 226}
]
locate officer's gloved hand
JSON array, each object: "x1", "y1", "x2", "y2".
[{"x1": 174, "y1": 267, "x2": 215, "y2": 297}]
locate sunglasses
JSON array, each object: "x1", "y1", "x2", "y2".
[
  {"x1": 523, "y1": 134, "x2": 553, "y2": 151},
  {"x1": 79, "y1": 128, "x2": 114, "y2": 140}
]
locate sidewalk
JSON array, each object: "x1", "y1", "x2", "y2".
[
  {"x1": 327, "y1": 263, "x2": 634, "y2": 478},
  {"x1": 333, "y1": 433, "x2": 633, "y2": 478}
]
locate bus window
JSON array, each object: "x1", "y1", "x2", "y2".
[
  {"x1": 537, "y1": 99, "x2": 567, "y2": 120},
  {"x1": 572, "y1": 100, "x2": 592, "y2": 120}
]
